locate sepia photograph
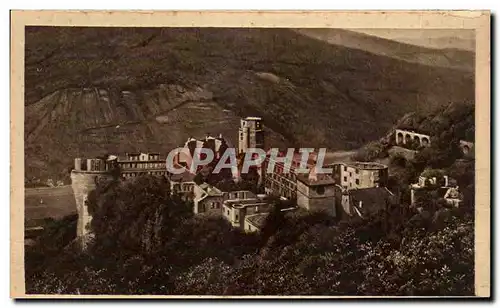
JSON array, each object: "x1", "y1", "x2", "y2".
[{"x1": 10, "y1": 11, "x2": 490, "y2": 298}]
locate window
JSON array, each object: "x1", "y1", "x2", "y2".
[
  {"x1": 235, "y1": 214, "x2": 239, "y2": 221},
  {"x1": 349, "y1": 172, "x2": 352, "y2": 177},
  {"x1": 343, "y1": 176, "x2": 347, "y2": 182},
  {"x1": 316, "y1": 186, "x2": 325, "y2": 195},
  {"x1": 344, "y1": 166, "x2": 347, "y2": 171},
  {"x1": 227, "y1": 210, "x2": 230, "y2": 216},
  {"x1": 355, "y1": 179, "x2": 360, "y2": 185},
  {"x1": 355, "y1": 169, "x2": 359, "y2": 174}
]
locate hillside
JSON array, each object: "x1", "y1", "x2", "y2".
[
  {"x1": 25, "y1": 27, "x2": 475, "y2": 182},
  {"x1": 350, "y1": 29, "x2": 476, "y2": 52},
  {"x1": 394, "y1": 102, "x2": 475, "y2": 142},
  {"x1": 295, "y1": 29, "x2": 474, "y2": 71}
]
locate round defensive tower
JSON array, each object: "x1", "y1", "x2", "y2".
[{"x1": 71, "y1": 157, "x2": 117, "y2": 248}]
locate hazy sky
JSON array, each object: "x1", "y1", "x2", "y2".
[{"x1": 349, "y1": 29, "x2": 475, "y2": 51}]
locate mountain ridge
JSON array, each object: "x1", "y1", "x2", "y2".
[
  {"x1": 24, "y1": 27, "x2": 474, "y2": 182},
  {"x1": 294, "y1": 28, "x2": 474, "y2": 71}
]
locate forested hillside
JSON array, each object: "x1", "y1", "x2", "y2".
[
  {"x1": 26, "y1": 174, "x2": 474, "y2": 296},
  {"x1": 25, "y1": 27, "x2": 474, "y2": 183}
]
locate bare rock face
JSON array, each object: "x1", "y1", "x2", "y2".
[{"x1": 26, "y1": 84, "x2": 285, "y2": 182}]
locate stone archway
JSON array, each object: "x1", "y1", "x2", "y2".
[
  {"x1": 405, "y1": 134, "x2": 412, "y2": 144},
  {"x1": 397, "y1": 132, "x2": 404, "y2": 144},
  {"x1": 413, "y1": 135, "x2": 421, "y2": 146},
  {"x1": 463, "y1": 145, "x2": 470, "y2": 154},
  {"x1": 422, "y1": 137, "x2": 429, "y2": 146}
]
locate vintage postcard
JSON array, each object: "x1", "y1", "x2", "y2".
[{"x1": 11, "y1": 10, "x2": 490, "y2": 298}]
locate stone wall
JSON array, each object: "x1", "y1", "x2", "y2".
[
  {"x1": 70, "y1": 170, "x2": 115, "y2": 247},
  {"x1": 296, "y1": 180, "x2": 336, "y2": 215},
  {"x1": 394, "y1": 129, "x2": 431, "y2": 147}
]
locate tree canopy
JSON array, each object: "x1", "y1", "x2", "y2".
[{"x1": 25, "y1": 174, "x2": 474, "y2": 296}]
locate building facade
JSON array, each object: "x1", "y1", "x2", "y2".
[
  {"x1": 174, "y1": 134, "x2": 229, "y2": 170},
  {"x1": 409, "y1": 174, "x2": 463, "y2": 208},
  {"x1": 296, "y1": 173, "x2": 336, "y2": 215},
  {"x1": 167, "y1": 171, "x2": 196, "y2": 198},
  {"x1": 193, "y1": 183, "x2": 224, "y2": 214},
  {"x1": 222, "y1": 197, "x2": 271, "y2": 229},
  {"x1": 238, "y1": 116, "x2": 264, "y2": 154},
  {"x1": 331, "y1": 161, "x2": 388, "y2": 190},
  {"x1": 262, "y1": 151, "x2": 316, "y2": 201},
  {"x1": 118, "y1": 152, "x2": 167, "y2": 178}
]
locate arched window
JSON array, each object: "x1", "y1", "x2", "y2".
[
  {"x1": 413, "y1": 135, "x2": 421, "y2": 145},
  {"x1": 405, "y1": 134, "x2": 412, "y2": 144},
  {"x1": 397, "y1": 132, "x2": 404, "y2": 144}
]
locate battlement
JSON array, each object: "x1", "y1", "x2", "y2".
[{"x1": 73, "y1": 157, "x2": 118, "y2": 172}]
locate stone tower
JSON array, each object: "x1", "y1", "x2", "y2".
[
  {"x1": 238, "y1": 116, "x2": 264, "y2": 154},
  {"x1": 71, "y1": 157, "x2": 117, "y2": 248},
  {"x1": 296, "y1": 171, "x2": 336, "y2": 216}
]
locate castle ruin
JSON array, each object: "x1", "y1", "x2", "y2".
[{"x1": 71, "y1": 157, "x2": 118, "y2": 247}]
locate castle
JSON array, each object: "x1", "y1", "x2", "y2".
[
  {"x1": 70, "y1": 116, "x2": 393, "y2": 244},
  {"x1": 70, "y1": 157, "x2": 118, "y2": 247},
  {"x1": 70, "y1": 153, "x2": 169, "y2": 247}
]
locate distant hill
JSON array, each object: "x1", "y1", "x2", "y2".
[
  {"x1": 350, "y1": 29, "x2": 476, "y2": 52},
  {"x1": 24, "y1": 27, "x2": 475, "y2": 182},
  {"x1": 294, "y1": 29, "x2": 475, "y2": 71}
]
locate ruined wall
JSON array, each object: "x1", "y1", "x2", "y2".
[{"x1": 70, "y1": 169, "x2": 115, "y2": 247}]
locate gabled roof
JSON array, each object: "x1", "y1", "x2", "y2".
[
  {"x1": 200, "y1": 183, "x2": 223, "y2": 196},
  {"x1": 194, "y1": 183, "x2": 224, "y2": 203}
]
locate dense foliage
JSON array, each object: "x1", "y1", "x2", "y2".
[
  {"x1": 25, "y1": 103, "x2": 476, "y2": 296},
  {"x1": 25, "y1": 173, "x2": 474, "y2": 296}
]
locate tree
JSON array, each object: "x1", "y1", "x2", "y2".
[{"x1": 87, "y1": 175, "x2": 192, "y2": 254}]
